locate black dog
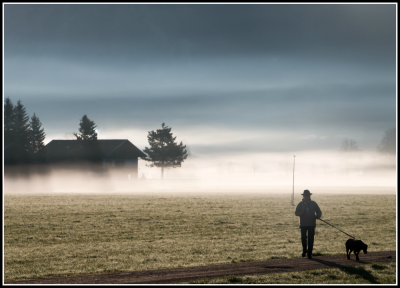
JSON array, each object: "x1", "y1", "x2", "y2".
[{"x1": 346, "y1": 239, "x2": 368, "y2": 261}]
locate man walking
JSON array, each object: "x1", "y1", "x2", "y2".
[{"x1": 295, "y1": 190, "x2": 322, "y2": 259}]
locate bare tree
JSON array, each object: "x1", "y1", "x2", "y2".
[
  {"x1": 340, "y1": 138, "x2": 361, "y2": 177},
  {"x1": 341, "y1": 138, "x2": 360, "y2": 152},
  {"x1": 378, "y1": 128, "x2": 396, "y2": 157}
]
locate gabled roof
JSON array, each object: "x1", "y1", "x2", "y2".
[{"x1": 45, "y1": 139, "x2": 146, "y2": 161}]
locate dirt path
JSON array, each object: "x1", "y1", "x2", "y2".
[{"x1": 5, "y1": 251, "x2": 395, "y2": 284}]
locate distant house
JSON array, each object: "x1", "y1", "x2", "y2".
[{"x1": 45, "y1": 139, "x2": 146, "y2": 179}]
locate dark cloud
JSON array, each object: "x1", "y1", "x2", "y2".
[{"x1": 5, "y1": 4, "x2": 396, "y2": 65}]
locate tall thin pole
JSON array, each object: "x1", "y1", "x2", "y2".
[{"x1": 292, "y1": 155, "x2": 296, "y2": 206}]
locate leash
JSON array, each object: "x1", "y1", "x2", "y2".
[{"x1": 318, "y1": 218, "x2": 356, "y2": 239}]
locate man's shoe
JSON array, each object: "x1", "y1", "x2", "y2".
[
  {"x1": 302, "y1": 252, "x2": 306, "y2": 257},
  {"x1": 307, "y1": 254, "x2": 312, "y2": 259}
]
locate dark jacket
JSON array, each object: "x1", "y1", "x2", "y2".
[{"x1": 295, "y1": 199, "x2": 322, "y2": 227}]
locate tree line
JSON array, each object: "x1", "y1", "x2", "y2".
[
  {"x1": 3, "y1": 97, "x2": 103, "y2": 165},
  {"x1": 4, "y1": 97, "x2": 46, "y2": 165},
  {"x1": 3, "y1": 98, "x2": 189, "y2": 179},
  {"x1": 4, "y1": 97, "x2": 392, "y2": 178}
]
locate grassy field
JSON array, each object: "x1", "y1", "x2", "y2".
[
  {"x1": 4, "y1": 192, "x2": 397, "y2": 282},
  {"x1": 186, "y1": 262, "x2": 397, "y2": 284}
]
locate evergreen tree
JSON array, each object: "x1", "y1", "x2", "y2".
[
  {"x1": 73, "y1": 115, "x2": 102, "y2": 162},
  {"x1": 4, "y1": 97, "x2": 15, "y2": 145},
  {"x1": 142, "y1": 123, "x2": 188, "y2": 179},
  {"x1": 29, "y1": 113, "x2": 47, "y2": 163},
  {"x1": 4, "y1": 98, "x2": 47, "y2": 166},
  {"x1": 13, "y1": 100, "x2": 31, "y2": 163},
  {"x1": 73, "y1": 114, "x2": 98, "y2": 140}
]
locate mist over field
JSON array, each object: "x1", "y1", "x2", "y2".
[{"x1": 4, "y1": 149, "x2": 396, "y2": 195}]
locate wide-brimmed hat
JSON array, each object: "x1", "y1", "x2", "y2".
[{"x1": 301, "y1": 190, "x2": 312, "y2": 196}]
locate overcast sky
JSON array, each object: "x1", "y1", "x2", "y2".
[{"x1": 3, "y1": 4, "x2": 397, "y2": 182}]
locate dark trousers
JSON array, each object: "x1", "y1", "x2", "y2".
[{"x1": 301, "y1": 226, "x2": 315, "y2": 257}]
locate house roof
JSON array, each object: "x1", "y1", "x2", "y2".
[{"x1": 45, "y1": 139, "x2": 146, "y2": 161}]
